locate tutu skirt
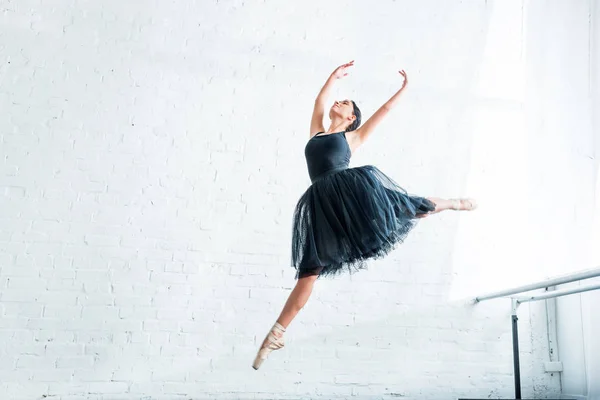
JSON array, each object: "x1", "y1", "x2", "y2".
[{"x1": 291, "y1": 165, "x2": 435, "y2": 279}]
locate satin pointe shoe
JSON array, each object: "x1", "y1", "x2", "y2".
[{"x1": 252, "y1": 322, "x2": 286, "y2": 370}]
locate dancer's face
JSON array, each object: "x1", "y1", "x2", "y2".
[{"x1": 330, "y1": 99, "x2": 356, "y2": 125}]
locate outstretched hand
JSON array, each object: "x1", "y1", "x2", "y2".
[
  {"x1": 399, "y1": 69, "x2": 408, "y2": 89},
  {"x1": 331, "y1": 60, "x2": 354, "y2": 79}
]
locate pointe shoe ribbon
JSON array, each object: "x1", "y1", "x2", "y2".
[{"x1": 252, "y1": 322, "x2": 286, "y2": 370}]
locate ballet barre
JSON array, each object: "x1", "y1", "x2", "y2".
[{"x1": 461, "y1": 266, "x2": 600, "y2": 400}]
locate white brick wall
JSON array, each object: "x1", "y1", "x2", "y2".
[{"x1": 1, "y1": 0, "x2": 595, "y2": 399}]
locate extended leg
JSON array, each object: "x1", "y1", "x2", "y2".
[
  {"x1": 417, "y1": 197, "x2": 477, "y2": 218},
  {"x1": 252, "y1": 272, "x2": 319, "y2": 369}
]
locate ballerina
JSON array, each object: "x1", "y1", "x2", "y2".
[{"x1": 252, "y1": 60, "x2": 477, "y2": 370}]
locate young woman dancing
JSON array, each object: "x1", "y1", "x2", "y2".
[{"x1": 252, "y1": 60, "x2": 477, "y2": 370}]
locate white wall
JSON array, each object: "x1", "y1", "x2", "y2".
[
  {"x1": 556, "y1": 0, "x2": 600, "y2": 399},
  {"x1": 592, "y1": 1, "x2": 600, "y2": 396},
  {"x1": 0, "y1": 0, "x2": 593, "y2": 399}
]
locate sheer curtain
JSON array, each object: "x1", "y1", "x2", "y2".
[{"x1": 543, "y1": 1, "x2": 599, "y2": 398}]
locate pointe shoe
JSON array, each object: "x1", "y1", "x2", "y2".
[
  {"x1": 252, "y1": 322, "x2": 286, "y2": 370},
  {"x1": 451, "y1": 198, "x2": 478, "y2": 211}
]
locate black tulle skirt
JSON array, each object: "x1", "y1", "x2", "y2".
[{"x1": 291, "y1": 165, "x2": 435, "y2": 279}]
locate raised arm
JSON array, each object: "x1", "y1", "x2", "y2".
[
  {"x1": 310, "y1": 60, "x2": 355, "y2": 136},
  {"x1": 355, "y1": 70, "x2": 409, "y2": 143}
]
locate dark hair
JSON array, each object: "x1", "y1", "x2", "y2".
[{"x1": 346, "y1": 100, "x2": 362, "y2": 132}]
